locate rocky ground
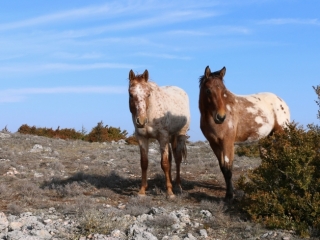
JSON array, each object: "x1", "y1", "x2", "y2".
[{"x1": 0, "y1": 132, "x2": 312, "y2": 239}]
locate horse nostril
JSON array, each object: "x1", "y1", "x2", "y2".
[
  {"x1": 216, "y1": 113, "x2": 226, "y2": 123},
  {"x1": 136, "y1": 117, "x2": 141, "y2": 125}
]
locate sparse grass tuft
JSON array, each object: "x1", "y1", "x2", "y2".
[
  {"x1": 146, "y1": 214, "x2": 176, "y2": 228},
  {"x1": 7, "y1": 203, "x2": 23, "y2": 215},
  {"x1": 125, "y1": 196, "x2": 153, "y2": 216},
  {"x1": 77, "y1": 208, "x2": 131, "y2": 237}
]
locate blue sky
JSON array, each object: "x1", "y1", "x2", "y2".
[{"x1": 0, "y1": 0, "x2": 319, "y2": 141}]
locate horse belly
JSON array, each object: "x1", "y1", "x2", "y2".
[
  {"x1": 160, "y1": 87, "x2": 190, "y2": 135},
  {"x1": 235, "y1": 121, "x2": 274, "y2": 144}
]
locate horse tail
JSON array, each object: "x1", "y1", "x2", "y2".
[
  {"x1": 169, "y1": 140, "x2": 173, "y2": 163},
  {"x1": 171, "y1": 135, "x2": 188, "y2": 163},
  {"x1": 181, "y1": 136, "x2": 188, "y2": 163}
]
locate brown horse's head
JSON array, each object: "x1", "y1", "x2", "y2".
[
  {"x1": 128, "y1": 69, "x2": 151, "y2": 128},
  {"x1": 199, "y1": 66, "x2": 227, "y2": 124}
]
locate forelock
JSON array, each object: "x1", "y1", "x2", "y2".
[{"x1": 199, "y1": 70, "x2": 224, "y2": 88}]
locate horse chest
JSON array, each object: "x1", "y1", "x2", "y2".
[{"x1": 136, "y1": 125, "x2": 157, "y2": 138}]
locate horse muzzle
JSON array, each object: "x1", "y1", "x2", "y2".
[
  {"x1": 136, "y1": 117, "x2": 148, "y2": 128},
  {"x1": 215, "y1": 113, "x2": 226, "y2": 124}
]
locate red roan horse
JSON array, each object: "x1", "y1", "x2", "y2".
[
  {"x1": 129, "y1": 69, "x2": 190, "y2": 198},
  {"x1": 199, "y1": 66, "x2": 290, "y2": 201}
]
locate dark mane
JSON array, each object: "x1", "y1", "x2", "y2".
[
  {"x1": 199, "y1": 70, "x2": 224, "y2": 87},
  {"x1": 135, "y1": 73, "x2": 144, "y2": 78}
]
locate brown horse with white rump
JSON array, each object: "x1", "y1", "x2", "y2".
[
  {"x1": 129, "y1": 69, "x2": 190, "y2": 197},
  {"x1": 199, "y1": 66, "x2": 290, "y2": 201}
]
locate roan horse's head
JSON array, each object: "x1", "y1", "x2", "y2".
[
  {"x1": 199, "y1": 66, "x2": 227, "y2": 124},
  {"x1": 128, "y1": 69, "x2": 151, "y2": 128}
]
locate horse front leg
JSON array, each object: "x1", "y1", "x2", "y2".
[
  {"x1": 212, "y1": 143, "x2": 234, "y2": 201},
  {"x1": 160, "y1": 140, "x2": 174, "y2": 197},
  {"x1": 138, "y1": 138, "x2": 149, "y2": 196}
]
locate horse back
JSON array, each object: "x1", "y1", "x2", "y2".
[{"x1": 233, "y1": 92, "x2": 290, "y2": 143}]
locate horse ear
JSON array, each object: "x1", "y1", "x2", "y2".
[
  {"x1": 220, "y1": 67, "x2": 226, "y2": 78},
  {"x1": 143, "y1": 69, "x2": 149, "y2": 82},
  {"x1": 129, "y1": 69, "x2": 135, "y2": 81},
  {"x1": 205, "y1": 66, "x2": 211, "y2": 78}
]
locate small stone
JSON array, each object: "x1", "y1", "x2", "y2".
[
  {"x1": 111, "y1": 229, "x2": 121, "y2": 237},
  {"x1": 118, "y1": 203, "x2": 126, "y2": 209},
  {"x1": 200, "y1": 210, "x2": 212, "y2": 218},
  {"x1": 0, "y1": 212, "x2": 9, "y2": 232},
  {"x1": 9, "y1": 221, "x2": 23, "y2": 231},
  {"x1": 185, "y1": 233, "x2": 197, "y2": 240},
  {"x1": 30, "y1": 144, "x2": 43, "y2": 153},
  {"x1": 199, "y1": 229, "x2": 208, "y2": 238},
  {"x1": 35, "y1": 229, "x2": 52, "y2": 239},
  {"x1": 170, "y1": 235, "x2": 181, "y2": 240},
  {"x1": 34, "y1": 172, "x2": 44, "y2": 178}
]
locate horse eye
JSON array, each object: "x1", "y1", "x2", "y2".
[
  {"x1": 206, "y1": 89, "x2": 211, "y2": 95},
  {"x1": 129, "y1": 93, "x2": 133, "y2": 98},
  {"x1": 148, "y1": 94, "x2": 151, "y2": 97}
]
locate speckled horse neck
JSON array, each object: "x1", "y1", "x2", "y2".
[
  {"x1": 198, "y1": 66, "x2": 290, "y2": 201},
  {"x1": 129, "y1": 69, "x2": 190, "y2": 197}
]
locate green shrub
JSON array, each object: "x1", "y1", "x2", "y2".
[
  {"x1": 237, "y1": 122, "x2": 320, "y2": 237},
  {"x1": 86, "y1": 121, "x2": 128, "y2": 142},
  {"x1": 235, "y1": 143, "x2": 260, "y2": 157},
  {"x1": 18, "y1": 121, "x2": 131, "y2": 143},
  {"x1": 18, "y1": 124, "x2": 84, "y2": 140},
  {"x1": 314, "y1": 85, "x2": 320, "y2": 120},
  {"x1": 125, "y1": 134, "x2": 139, "y2": 145},
  {"x1": 56, "y1": 127, "x2": 85, "y2": 140}
]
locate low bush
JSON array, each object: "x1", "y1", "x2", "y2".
[
  {"x1": 18, "y1": 124, "x2": 84, "y2": 140},
  {"x1": 125, "y1": 134, "x2": 139, "y2": 145},
  {"x1": 235, "y1": 143, "x2": 260, "y2": 157},
  {"x1": 86, "y1": 121, "x2": 127, "y2": 142},
  {"x1": 18, "y1": 121, "x2": 133, "y2": 143},
  {"x1": 237, "y1": 122, "x2": 320, "y2": 237}
]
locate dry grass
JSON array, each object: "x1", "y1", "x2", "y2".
[{"x1": 0, "y1": 132, "x2": 306, "y2": 239}]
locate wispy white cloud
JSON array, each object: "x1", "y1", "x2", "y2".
[
  {"x1": 166, "y1": 26, "x2": 250, "y2": 36},
  {"x1": 52, "y1": 52, "x2": 104, "y2": 60},
  {"x1": 36, "y1": 9, "x2": 219, "y2": 41},
  {"x1": 166, "y1": 30, "x2": 210, "y2": 36},
  {"x1": 0, "y1": 54, "x2": 25, "y2": 61},
  {"x1": 0, "y1": 3, "x2": 117, "y2": 31},
  {"x1": 136, "y1": 52, "x2": 191, "y2": 60},
  {"x1": 0, "y1": 86, "x2": 127, "y2": 103},
  {"x1": 0, "y1": 62, "x2": 138, "y2": 73},
  {"x1": 258, "y1": 18, "x2": 320, "y2": 25},
  {"x1": 0, "y1": 1, "x2": 220, "y2": 32}
]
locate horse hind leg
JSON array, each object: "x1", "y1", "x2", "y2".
[
  {"x1": 171, "y1": 135, "x2": 187, "y2": 193},
  {"x1": 259, "y1": 121, "x2": 284, "y2": 158}
]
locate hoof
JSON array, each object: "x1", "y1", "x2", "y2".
[
  {"x1": 167, "y1": 193, "x2": 176, "y2": 199},
  {"x1": 138, "y1": 193, "x2": 146, "y2": 197},
  {"x1": 224, "y1": 196, "x2": 234, "y2": 204},
  {"x1": 173, "y1": 185, "x2": 183, "y2": 195},
  {"x1": 177, "y1": 185, "x2": 183, "y2": 194}
]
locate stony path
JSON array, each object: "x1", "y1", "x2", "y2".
[{"x1": 0, "y1": 207, "x2": 298, "y2": 240}]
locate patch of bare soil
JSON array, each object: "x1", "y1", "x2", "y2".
[{"x1": 0, "y1": 132, "x2": 308, "y2": 239}]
